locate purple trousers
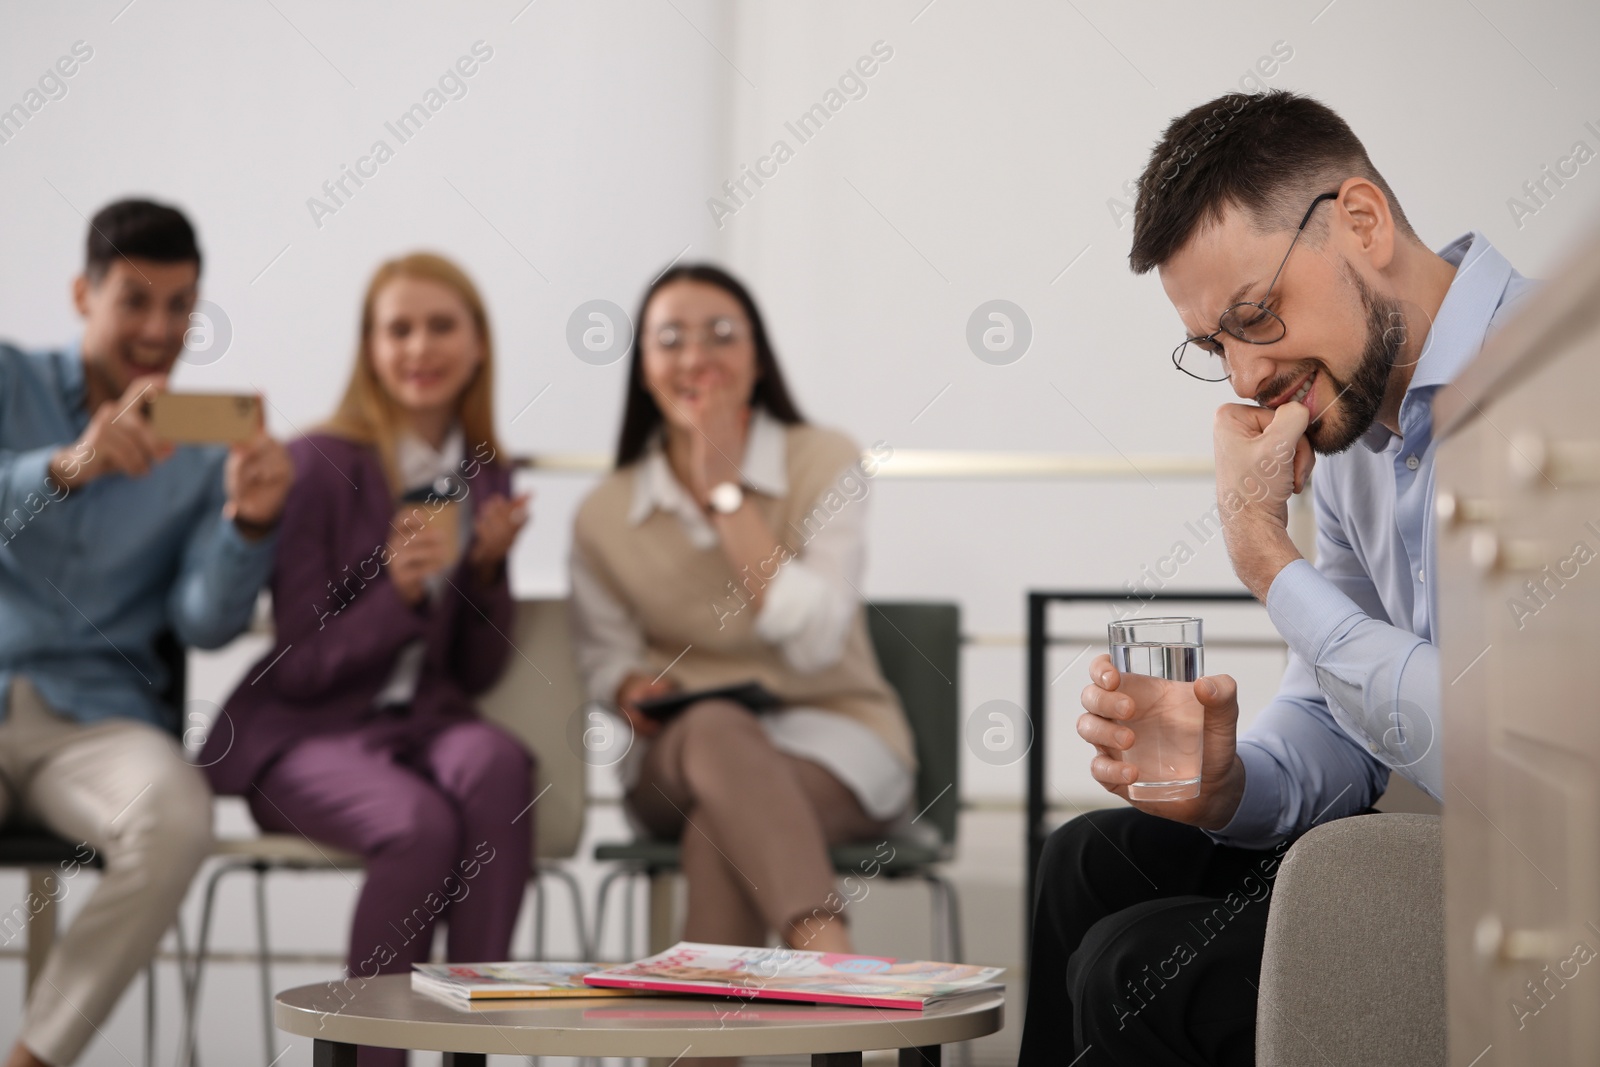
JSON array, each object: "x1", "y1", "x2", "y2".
[{"x1": 249, "y1": 715, "x2": 534, "y2": 1067}]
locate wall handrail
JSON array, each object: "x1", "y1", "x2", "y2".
[{"x1": 512, "y1": 450, "x2": 1215, "y2": 479}]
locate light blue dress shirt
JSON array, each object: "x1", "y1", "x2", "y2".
[
  {"x1": 1211, "y1": 232, "x2": 1537, "y2": 848},
  {"x1": 0, "y1": 341, "x2": 276, "y2": 728}
]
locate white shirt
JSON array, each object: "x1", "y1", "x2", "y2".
[
  {"x1": 372, "y1": 426, "x2": 465, "y2": 709},
  {"x1": 1212, "y1": 233, "x2": 1536, "y2": 847}
]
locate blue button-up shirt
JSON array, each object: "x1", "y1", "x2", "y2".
[
  {"x1": 0, "y1": 341, "x2": 276, "y2": 728},
  {"x1": 1211, "y1": 232, "x2": 1537, "y2": 848}
]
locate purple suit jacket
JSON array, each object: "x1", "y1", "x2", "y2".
[{"x1": 203, "y1": 433, "x2": 515, "y2": 795}]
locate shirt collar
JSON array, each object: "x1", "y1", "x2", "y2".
[
  {"x1": 57, "y1": 339, "x2": 88, "y2": 423},
  {"x1": 1359, "y1": 231, "x2": 1515, "y2": 452},
  {"x1": 395, "y1": 424, "x2": 465, "y2": 492},
  {"x1": 627, "y1": 407, "x2": 790, "y2": 525}
]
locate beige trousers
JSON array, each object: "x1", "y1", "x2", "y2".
[
  {"x1": 627, "y1": 700, "x2": 890, "y2": 948},
  {"x1": 0, "y1": 677, "x2": 212, "y2": 1066}
]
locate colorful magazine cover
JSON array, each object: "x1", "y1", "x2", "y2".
[
  {"x1": 411, "y1": 962, "x2": 641, "y2": 1000},
  {"x1": 583, "y1": 942, "x2": 1005, "y2": 1010}
]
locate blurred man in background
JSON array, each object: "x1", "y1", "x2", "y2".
[{"x1": 0, "y1": 199, "x2": 292, "y2": 1067}]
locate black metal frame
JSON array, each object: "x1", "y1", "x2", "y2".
[{"x1": 1024, "y1": 590, "x2": 1259, "y2": 952}]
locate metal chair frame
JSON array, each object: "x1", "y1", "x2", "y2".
[
  {"x1": 180, "y1": 597, "x2": 593, "y2": 1066},
  {"x1": 589, "y1": 602, "x2": 968, "y2": 966},
  {"x1": 179, "y1": 845, "x2": 591, "y2": 1067}
]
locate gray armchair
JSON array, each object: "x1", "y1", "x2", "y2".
[{"x1": 1255, "y1": 812, "x2": 1444, "y2": 1065}]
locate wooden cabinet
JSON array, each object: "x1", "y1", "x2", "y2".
[{"x1": 1437, "y1": 226, "x2": 1600, "y2": 1063}]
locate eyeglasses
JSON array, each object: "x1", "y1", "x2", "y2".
[
  {"x1": 647, "y1": 316, "x2": 748, "y2": 353},
  {"x1": 1171, "y1": 191, "x2": 1339, "y2": 382}
]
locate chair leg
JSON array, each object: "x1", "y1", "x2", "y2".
[
  {"x1": 25, "y1": 867, "x2": 57, "y2": 997},
  {"x1": 182, "y1": 859, "x2": 252, "y2": 1067},
  {"x1": 591, "y1": 866, "x2": 633, "y2": 961},
  {"x1": 145, "y1": 960, "x2": 156, "y2": 1067},
  {"x1": 172, "y1": 920, "x2": 193, "y2": 1067},
  {"x1": 945, "y1": 878, "x2": 965, "y2": 964},
  {"x1": 623, "y1": 870, "x2": 637, "y2": 958},
  {"x1": 533, "y1": 874, "x2": 547, "y2": 960},
  {"x1": 921, "y1": 872, "x2": 965, "y2": 963},
  {"x1": 254, "y1": 865, "x2": 277, "y2": 1067},
  {"x1": 922, "y1": 875, "x2": 970, "y2": 1067},
  {"x1": 538, "y1": 864, "x2": 591, "y2": 960},
  {"x1": 647, "y1": 870, "x2": 675, "y2": 955}
]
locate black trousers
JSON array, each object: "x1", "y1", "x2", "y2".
[{"x1": 1017, "y1": 807, "x2": 1291, "y2": 1067}]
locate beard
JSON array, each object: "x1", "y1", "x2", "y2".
[{"x1": 1259, "y1": 266, "x2": 1402, "y2": 456}]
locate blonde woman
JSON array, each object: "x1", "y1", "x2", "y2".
[
  {"x1": 204, "y1": 253, "x2": 532, "y2": 1067},
  {"x1": 570, "y1": 264, "x2": 915, "y2": 955}
]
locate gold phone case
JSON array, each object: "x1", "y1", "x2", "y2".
[{"x1": 148, "y1": 393, "x2": 260, "y2": 444}]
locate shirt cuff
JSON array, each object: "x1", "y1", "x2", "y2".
[
  {"x1": 1265, "y1": 559, "x2": 1366, "y2": 667},
  {"x1": 216, "y1": 512, "x2": 280, "y2": 560},
  {"x1": 6, "y1": 447, "x2": 60, "y2": 504},
  {"x1": 753, "y1": 560, "x2": 830, "y2": 646},
  {"x1": 1205, "y1": 742, "x2": 1286, "y2": 847},
  {"x1": 589, "y1": 657, "x2": 643, "y2": 709}
]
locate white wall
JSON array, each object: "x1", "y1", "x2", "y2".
[{"x1": 2, "y1": 1, "x2": 1599, "y2": 1064}]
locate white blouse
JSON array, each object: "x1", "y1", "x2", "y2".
[{"x1": 372, "y1": 427, "x2": 465, "y2": 709}]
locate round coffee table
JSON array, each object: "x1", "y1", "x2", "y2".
[{"x1": 275, "y1": 975, "x2": 1004, "y2": 1066}]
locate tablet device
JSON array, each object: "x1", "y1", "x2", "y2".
[{"x1": 635, "y1": 681, "x2": 782, "y2": 722}]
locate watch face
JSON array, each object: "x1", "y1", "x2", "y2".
[{"x1": 710, "y1": 481, "x2": 743, "y2": 514}]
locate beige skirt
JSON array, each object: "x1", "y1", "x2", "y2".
[{"x1": 618, "y1": 705, "x2": 915, "y2": 823}]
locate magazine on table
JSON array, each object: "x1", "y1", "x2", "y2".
[
  {"x1": 411, "y1": 962, "x2": 642, "y2": 1000},
  {"x1": 583, "y1": 942, "x2": 1005, "y2": 1010}
]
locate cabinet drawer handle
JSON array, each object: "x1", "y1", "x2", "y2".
[
  {"x1": 1475, "y1": 914, "x2": 1565, "y2": 965},
  {"x1": 1436, "y1": 489, "x2": 1497, "y2": 527},
  {"x1": 1512, "y1": 433, "x2": 1600, "y2": 488},
  {"x1": 1470, "y1": 533, "x2": 1546, "y2": 574}
]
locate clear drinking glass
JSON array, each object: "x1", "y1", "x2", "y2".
[{"x1": 1107, "y1": 617, "x2": 1204, "y2": 801}]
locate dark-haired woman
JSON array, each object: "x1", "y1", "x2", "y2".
[{"x1": 569, "y1": 265, "x2": 915, "y2": 953}]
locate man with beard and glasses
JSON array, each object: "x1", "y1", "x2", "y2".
[{"x1": 1019, "y1": 91, "x2": 1536, "y2": 1066}]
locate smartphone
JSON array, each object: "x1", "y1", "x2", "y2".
[{"x1": 147, "y1": 392, "x2": 261, "y2": 445}]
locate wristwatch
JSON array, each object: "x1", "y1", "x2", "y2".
[{"x1": 707, "y1": 481, "x2": 745, "y2": 515}]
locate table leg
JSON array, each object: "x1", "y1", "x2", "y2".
[
  {"x1": 900, "y1": 1046, "x2": 942, "y2": 1067},
  {"x1": 442, "y1": 1055, "x2": 487, "y2": 1066},
  {"x1": 312, "y1": 1039, "x2": 358, "y2": 1067},
  {"x1": 813, "y1": 1054, "x2": 862, "y2": 1067}
]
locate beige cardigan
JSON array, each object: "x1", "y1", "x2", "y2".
[{"x1": 571, "y1": 422, "x2": 916, "y2": 771}]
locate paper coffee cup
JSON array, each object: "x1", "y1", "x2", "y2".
[{"x1": 425, "y1": 500, "x2": 462, "y2": 565}]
